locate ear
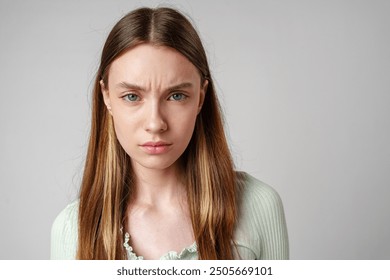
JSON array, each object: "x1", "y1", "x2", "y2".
[
  {"x1": 100, "y1": 80, "x2": 112, "y2": 115},
  {"x1": 198, "y1": 79, "x2": 208, "y2": 114}
]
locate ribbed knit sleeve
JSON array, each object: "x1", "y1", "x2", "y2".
[
  {"x1": 50, "y1": 200, "x2": 79, "y2": 260},
  {"x1": 234, "y1": 173, "x2": 289, "y2": 260}
]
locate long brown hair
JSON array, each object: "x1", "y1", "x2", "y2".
[{"x1": 77, "y1": 7, "x2": 238, "y2": 260}]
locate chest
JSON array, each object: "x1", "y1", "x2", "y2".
[{"x1": 125, "y1": 205, "x2": 194, "y2": 259}]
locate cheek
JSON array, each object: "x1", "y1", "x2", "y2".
[
  {"x1": 111, "y1": 113, "x2": 138, "y2": 147},
  {"x1": 171, "y1": 110, "x2": 198, "y2": 143}
]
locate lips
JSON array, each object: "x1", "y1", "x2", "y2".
[
  {"x1": 141, "y1": 141, "x2": 171, "y2": 147},
  {"x1": 140, "y1": 141, "x2": 172, "y2": 154}
]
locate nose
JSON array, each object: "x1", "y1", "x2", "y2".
[{"x1": 143, "y1": 100, "x2": 168, "y2": 133}]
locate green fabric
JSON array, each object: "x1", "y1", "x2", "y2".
[{"x1": 51, "y1": 172, "x2": 289, "y2": 260}]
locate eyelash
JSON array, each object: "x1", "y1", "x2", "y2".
[
  {"x1": 123, "y1": 93, "x2": 140, "y2": 102},
  {"x1": 168, "y1": 92, "x2": 187, "y2": 101},
  {"x1": 122, "y1": 92, "x2": 188, "y2": 102}
]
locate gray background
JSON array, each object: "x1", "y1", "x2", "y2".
[{"x1": 0, "y1": 0, "x2": 389, "y2": 259}]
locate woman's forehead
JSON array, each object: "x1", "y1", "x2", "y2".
[{"x1": 108, "y1": 44, "x2": 201, "y2": 87}]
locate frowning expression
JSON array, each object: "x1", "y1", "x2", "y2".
[{"x1": 101, "y1": 44, "x2": 207, "y2": 172}]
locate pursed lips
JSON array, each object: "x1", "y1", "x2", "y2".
[{"x1": 139, "y1": 141, "x2": 172, "y2": 154}]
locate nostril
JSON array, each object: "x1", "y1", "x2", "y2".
[{"x1": 144, "y1": 117, "x2": 167, "y2": 133}]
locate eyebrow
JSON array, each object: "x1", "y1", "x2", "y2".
[{"x1": 116, "y1": 81, "x2": 194, "y2": 92}]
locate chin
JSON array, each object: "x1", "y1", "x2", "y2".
[{"x1": 131, "y1": 157, "x2": 180, "y2": 171}]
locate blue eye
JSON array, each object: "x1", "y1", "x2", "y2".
[
  {"x1": 169, "y1": 93, "x2": 186, "y2": 101},
  {"x1": 124, "y1": 94, "x2": 139, "y2": 102}
]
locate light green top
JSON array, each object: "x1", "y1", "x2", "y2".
[{"x1": 51, "y1": 172, "x2": 289, "y2": 260}]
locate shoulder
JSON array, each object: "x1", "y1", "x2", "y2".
[
  {"x1": 234, "y1": 172, "x2": 289, "y2": 259},
  {"x1": 50, "y1": 200, "x2": 79, "y2": 259},
  {"x1": 236, "y1": 171, "x2": 284, "y2": 214},
  {"x1": 52, "y1": 200, "x2": 79, "y2": 227}
]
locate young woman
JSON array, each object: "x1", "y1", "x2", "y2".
[{"x1": 51, "y1": 7, "x2": 289, "y2": 260}]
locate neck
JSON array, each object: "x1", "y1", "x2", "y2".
[{"x1": 131, "y1": 161, "x2": 186, "y2": 207}]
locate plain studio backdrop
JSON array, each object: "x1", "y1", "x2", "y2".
[{"x1": 0, "y1": 0, "x2": 389, "y2": 260}]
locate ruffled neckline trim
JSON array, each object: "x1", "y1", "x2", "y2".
[{"x1": 123, "y1": 232, "x2": 197, "y2": 260}]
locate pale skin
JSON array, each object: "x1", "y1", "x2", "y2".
[{"x1": 101, "y1": 44, "x2": 208, "y2": 259}]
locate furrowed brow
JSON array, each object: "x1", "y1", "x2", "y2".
[
  {"x1": 116, "y1": 82, "x2": 144, "y2": 91},
  {"x1": 167, "y1": 82, "x2": 193, "y2": 92},
  {"x1": 115, "y1": 81, "x2": 194, "y2": 92}
]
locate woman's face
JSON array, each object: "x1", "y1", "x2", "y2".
[{"x1": 101, "y1": 44, "x2": 207, "y2": 172}]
